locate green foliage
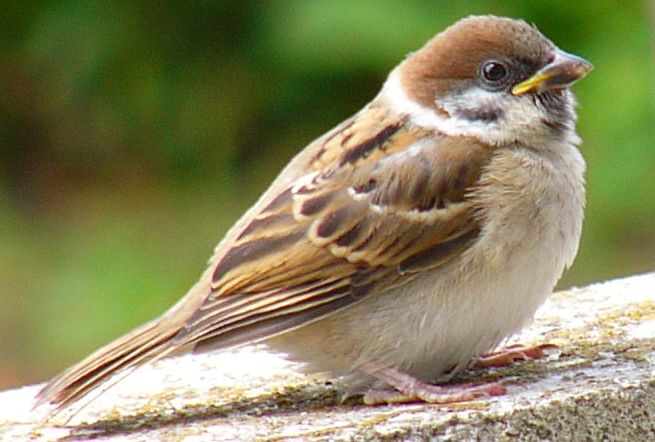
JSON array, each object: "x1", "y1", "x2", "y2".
[{"x1": 1, "y1": 0, "x2": 653, "y2": 388}]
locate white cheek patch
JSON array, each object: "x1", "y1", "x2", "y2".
[
  {"x1": 437, "y1": 89, "x2": 503, "y2": 122},
  {"x1": 380, "y1": 71, "x2": 448, "y2": 132},
  {"x1": 438, "y1": 88, "x2": 548, "y2": 145},
  {"x1": 436, "y1": 89, "x2": 507, "y2": 139},
  {"x1": 380, "y1": 69, "x2": 579, "y2": 147}
]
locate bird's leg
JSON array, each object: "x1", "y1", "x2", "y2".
[
  {"x1": 473, "y1": 343, "x2": 559, "y2": 368},
  {"x1": 361, "y1": 365, "x2": 506, "y2": 405}
]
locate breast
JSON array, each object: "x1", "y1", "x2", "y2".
[
  {"x1": 427, "y1": 142, "x2": 586, "y2": 363},
  {"x1": 266, "y1": 142, "x2": 586, "y2": 386},
  {"x1": 472, "y1": 143, "x2": 586, "y2": 275},
  {"x1": 370, "y1": 141, "x2": 586, "y2": 380}
]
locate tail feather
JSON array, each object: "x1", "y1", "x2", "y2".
[{"x1": 34, "y1": 317, "x2": 184, "y2": 417}]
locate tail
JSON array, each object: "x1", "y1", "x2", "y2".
[
  {"x1": 34, "y1": 316, "x2": 185, "y2": 418},
  {"x1": 34, "y1": 271, "x2": 214, "y2": 420}
]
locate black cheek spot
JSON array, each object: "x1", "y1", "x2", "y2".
[{"x1": 456, "y1": 106, "x2": 502, "y2": 122}]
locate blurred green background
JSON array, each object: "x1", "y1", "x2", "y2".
[{"x1": 1, "y1": 0, "x2": 654, "y2": 390}]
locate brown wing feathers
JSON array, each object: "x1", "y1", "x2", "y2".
[
  {"x1": 36, "y1": 104, "x2": 494, "y2": 414},
  {"x1": 176, "y1": 118, "x2": 491, "y2": 352}
]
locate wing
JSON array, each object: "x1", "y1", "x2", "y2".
[{"x1": 175, "y1": 104, "x2": 494, "y2": 351}]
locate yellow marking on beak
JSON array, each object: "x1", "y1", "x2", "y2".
[{"x1": 512, "y1": 52, "x2": 593, "y2": 96}]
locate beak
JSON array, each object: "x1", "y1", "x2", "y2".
[{"x1": 512, "y1": 50, "x2": 593, "y2": 96}]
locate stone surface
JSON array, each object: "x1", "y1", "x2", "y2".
[{"x1": 2, "y1": 272, "x2": 655, "y2": 441}]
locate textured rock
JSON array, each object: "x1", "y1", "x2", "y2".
[{"x1": 2, "y1": 272, "x2": 655, "y2": 441}]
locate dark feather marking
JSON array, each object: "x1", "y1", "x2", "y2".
[
  {"x1": 192, "y1": 296, "x2": 351, "y2": 352},
  {"x1": 350, "y1": 279, "x2": 377, "y2": 298},
  {"x1": 350, "y1": 266, "x2": 386, "y2": 288},
  {"x1": 335, "y1": 221, "x2": 365, "y2": 247},
  {"x1": 238, "y1": 213, "x2": 295, "y2": 240},
  {"x1": 352, "y1": 178, "x2": 377, "y2": 194},
  {"x1": 417, "y1": 197, "x2": 436, "y2": 211},
  {"x1": 299, "y1": 192, "x2": 333, "y2": 216},
  {"x1": 262, "y1": 187, "x2": 292, "y2": 212},
  {"x1": 536, "y1": 91, "x2": 572, "y2": 124},
  {"x1": 324, "y1": 118, "x2": 357, "y2": 145},
  {"x1": 456, "y1": 163, "x2": 471, "y2": 189},
  {"x1": 398, "y1": 228, "x2": 480, "y2": 274},
  {"x1": 352, "y1": 225, "x2": 378, "y2": 254},
  {"x1": 409, "y1": 170, "x2": 430, "y2": 202},
  {"x1": 294, "y1": 184, "x2": 313, "y2": 195},
  {"x1": 192, "y1": 283, "x2": 370, "y2": 353},
  {"x1": 62, "y1": 337, "x2": 164, "y2": 394},
  {"x1": 312, "y1": 119, "x2": 357, "y2": 163},
  {"x1": 189, "y1": 277, "x2": 350, "y2": 334},
  {"x1": 341, "y1": 131, "x2": 354, "y2": 146},
  {"x1": 212, "y1": 230, "x2": 305, "y2": 284},
  {"x1": 541, "y1": 117, "x2": 568, "y2": 134},
  {"x1": 339, "y1": 124, "x2": 402, "y2": 166},
  {"x1": 316, "y1": 207, "x2": 349, "y2": 239}
]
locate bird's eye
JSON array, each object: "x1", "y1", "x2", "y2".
[{"x1": 481, "y1": 61, "x2": 508, "y2": 83}]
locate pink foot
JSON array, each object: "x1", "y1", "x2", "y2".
[
  {"x1": 362, "y1": 365, "x2": 506, "y2": 406},
  {"x1": 364, "y1": 380, "x2": 506, "y2": 405},
  {"x1": 474, "y1": 343, "x2": 559, "y2": 368}
]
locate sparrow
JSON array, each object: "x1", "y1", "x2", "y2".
[{"x1": 35, "y1": 15, "x2": 592, "y2": 415}]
